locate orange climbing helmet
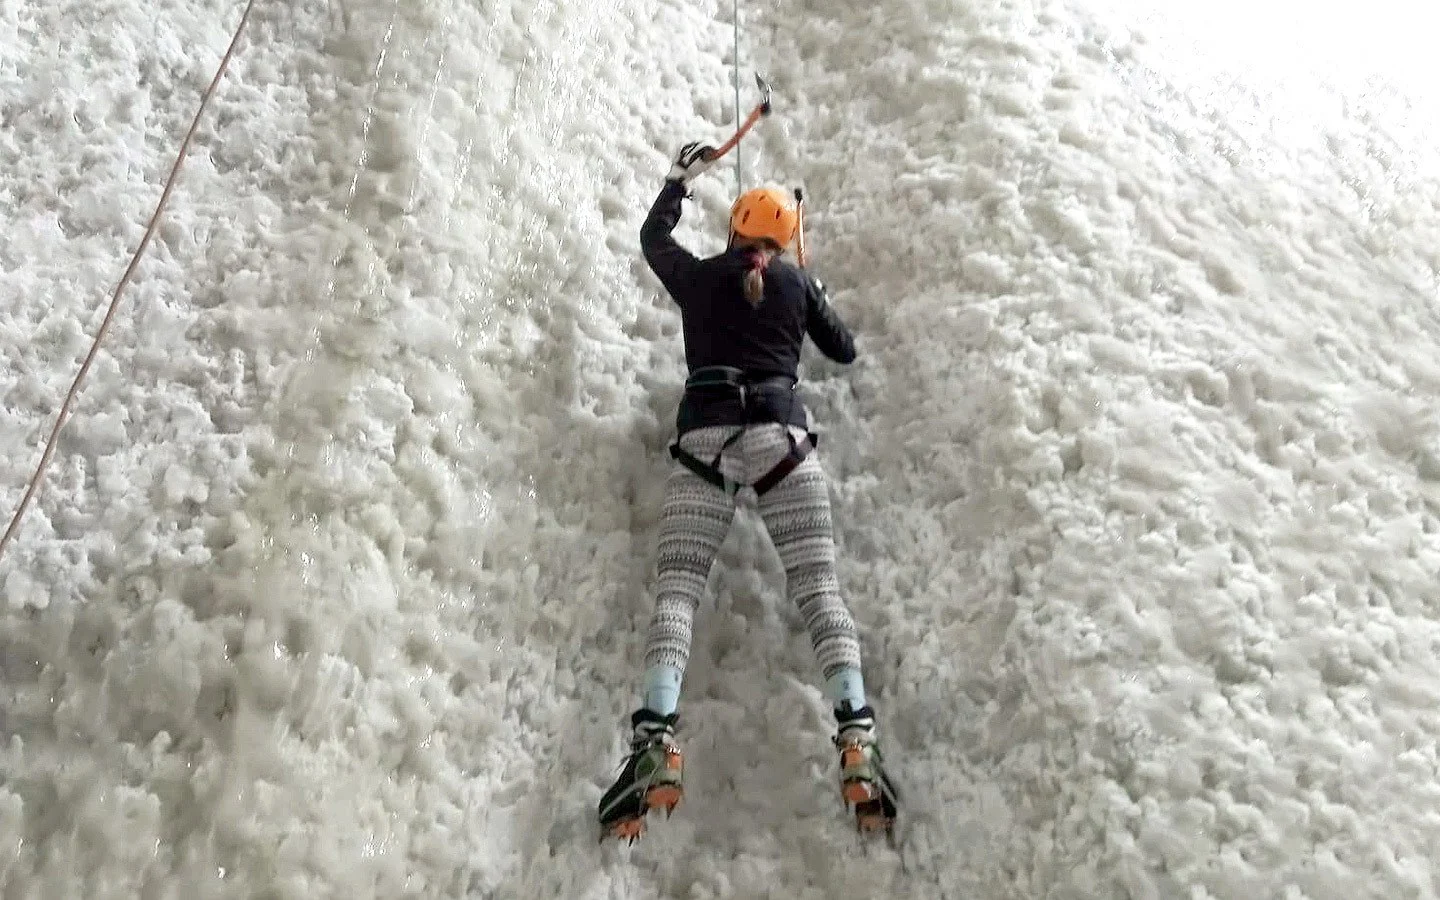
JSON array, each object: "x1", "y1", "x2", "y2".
[{"x1": 729, "y1": 186, "x2": 799, "y2": 249}]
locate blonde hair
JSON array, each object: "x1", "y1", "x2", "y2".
[{"x1": 732, "y1": 234, "x2": 781, "y2": 308}]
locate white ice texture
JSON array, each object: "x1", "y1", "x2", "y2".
[{"x1": 2, "y1": 0, "x2": 1440, "y2": 896}]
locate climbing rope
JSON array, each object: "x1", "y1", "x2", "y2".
[
  {"x1": 0, "y1": 0, "x2": 260, "y2": 564},
  {"x1": 732, "y1": 0, "x2": 743, "y2": 195}
]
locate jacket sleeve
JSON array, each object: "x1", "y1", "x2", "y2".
[
  {"x1": 805, "y1": 274, "x2": 857, "y2": 363},
  {"x1": 640, "y1": 180, "x2": 700, "y2": 304}
]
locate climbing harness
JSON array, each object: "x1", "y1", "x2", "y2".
[{"x1": 669, "y1": 366, "x2": 818, "y2": 497}]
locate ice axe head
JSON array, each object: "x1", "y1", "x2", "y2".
[{"x1": 704, "y1": 73, "x2": 775, "y2": 163}]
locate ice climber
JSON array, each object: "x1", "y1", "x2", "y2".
[{"x1": 597, "y1": 142, "x2": 899, "y2": 842}]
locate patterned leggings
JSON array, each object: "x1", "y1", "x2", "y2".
[{"x1": 644, "y1": 423, "x2": 862, "y2": 681}]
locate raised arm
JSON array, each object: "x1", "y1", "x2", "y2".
[
  {"x1": 640, "y1": 142, "x2": 718, "y2": 302},
  {"x1": 640, "y1": 180, "x2": 700, "y2": 301}
]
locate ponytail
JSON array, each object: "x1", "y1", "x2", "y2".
[{"x1": 742, "y1": 248, "x2": 774, "y2": 308}]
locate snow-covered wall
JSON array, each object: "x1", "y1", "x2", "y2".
[{"x1": 2, "y1": 0, "x2": 731, "y2": 893}]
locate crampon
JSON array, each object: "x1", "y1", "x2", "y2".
[
  {"x1": 835, "y1": 704, "x2": 899, "y2": 841},
  {"x1": 598, "y1": 710, "x2": 683, "y2": 844},
  {"x1": 839, "y1": 739, "x2": 898, "y2": 838}
]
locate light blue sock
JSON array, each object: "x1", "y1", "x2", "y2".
[
  {"x1": 642, "y1": 664, "x2": 683, "y2": 716},
  {"x1": 824, "y1": 666, "x2": 867, "y2": 711}
]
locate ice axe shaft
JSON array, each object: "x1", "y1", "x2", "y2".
[
  {"x1": 794, "y1": 187, "x2": 808, "y2": 268},
  {"x1": 704, "y1": 74, "x2": 772, "y2": 163}
]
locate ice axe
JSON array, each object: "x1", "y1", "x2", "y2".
[
  {"x1": 701, "y1": 73, "x2": 772, "y2": 164},
  {"x1": 794, "y1": 187, "x2": 808, "y2": 268}
]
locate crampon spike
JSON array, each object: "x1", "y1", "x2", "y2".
[
  {"x1": 854, "y1": 798, "x2": 894, "y2": 838},
  {"x1": 602, "y1": 815, "x2": 647, "y2": 844},
  {"x1": 599, "y1": 779, "x2": 684, "y2": 844},
  {"x1": 647, "y1": 783, "x2": 682, "y2": 815},
  {"x1": 840, "y1": 744, "x2": 868, "y2": 769}
]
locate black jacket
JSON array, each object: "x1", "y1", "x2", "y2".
[{"x1": 640, "y1": 180, "x2": 856, "y2": 433}]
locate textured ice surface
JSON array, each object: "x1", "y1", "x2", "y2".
[{"x1": 2, "y1": 0, "x2": 1440, "y2": 897}]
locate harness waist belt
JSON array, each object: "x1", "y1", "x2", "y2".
[
  {"x1": 684, "y1": 366, "x2": 795, "y2": 393},
  {"x1": 670, "y1": 366, "x2": 814, "y2": 497}
]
